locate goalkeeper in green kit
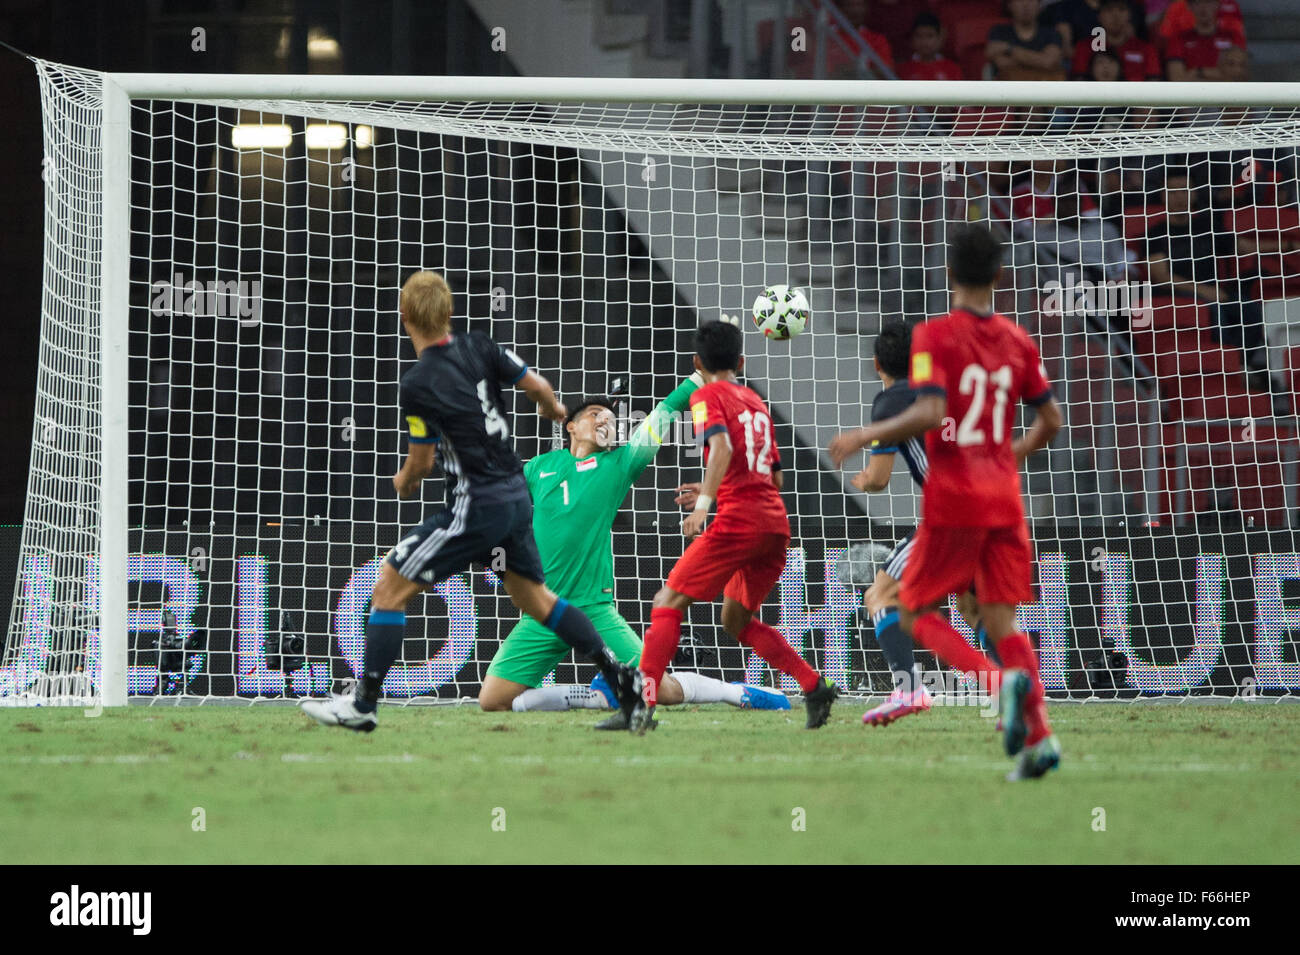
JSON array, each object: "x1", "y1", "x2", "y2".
[{"x1": 477, "y1": 367, "x2": 791, "y2": 719}]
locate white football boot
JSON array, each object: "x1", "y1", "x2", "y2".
[{"x1": 300, "y1": 683, "x2": 377, "y2": 733}]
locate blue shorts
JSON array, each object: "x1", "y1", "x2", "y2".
[
  {"x1": 386, "y1": 492, "x2": 544, "y2": 586},
  {"x1": 883, "y1": 528, "x2": 916, "y2": 582}
]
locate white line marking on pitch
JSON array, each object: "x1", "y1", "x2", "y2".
[{"x1": 0, "y1": 752, "x2": 1271, "y2": 775}]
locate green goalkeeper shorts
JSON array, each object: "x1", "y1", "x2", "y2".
[{"x1": 485, "y1": 603, "x2": 643, "y2": 688}]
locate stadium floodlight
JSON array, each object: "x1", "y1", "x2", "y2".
[
  {"x1": 304, "y1": 122, "x2": 348, "y2": 150},
  {"x1": 5, "y1": 61, "x2": 1300, "y2": 708},
  {"x1": 231, "y1": 123, "x2": 293, "y2": 149}
]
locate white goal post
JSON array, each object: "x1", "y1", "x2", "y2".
[{"x1": 8, "y1": 60, "x2": 1300, "y2": 707}]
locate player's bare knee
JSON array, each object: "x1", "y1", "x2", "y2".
[
  {"x1": 720, "y1": 604, "x2": 751, "y2": 636},
  {"x1": 370, "y1": 580, "x2": 404, "y2": 612},
  {"x1": 898, "y1": 606, "x2": 918, "y2": 635}
]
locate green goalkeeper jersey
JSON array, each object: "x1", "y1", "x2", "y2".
[{"x1": 522, "y1": 375, "x2": 699, "y2": 606}]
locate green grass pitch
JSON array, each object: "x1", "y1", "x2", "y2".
[{"x1": 2, "y1": 702, "x2": 1297, "y2": 864}]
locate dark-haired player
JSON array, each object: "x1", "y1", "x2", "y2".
[
  {"x1": 829, "y1": 225, "x2": 1065, "y2": 780},
  {"x1": 478, "y1": 378, "x2": 790, "y2": 717},
  {"x1": 838, "y1": 321, "x2": 996, "y2": 726},
  {"x1": 629, "y1": 319, "x2": 839, "y2": 734},
  {"x1": 301, "y1": 270, "x2": 639, "y2": 730}
]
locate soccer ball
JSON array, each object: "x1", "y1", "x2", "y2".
[{"x1": 752, "y1": 285, "x2": 810, "y2": 340}]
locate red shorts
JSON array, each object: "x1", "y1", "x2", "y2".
[
  {"x1": 666, "y1": 524, "x2": 789, "y2": 612},
  {"x1": 898, "y1": 522, "x2": 1034, "y2": 609}
]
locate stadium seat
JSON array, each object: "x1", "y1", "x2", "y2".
[
  {"x1": 1165, "y1": 372, "x2": 1273, "y2": 423},
  {"x1": 1176, "y1": 433, "x2": 1290, "y2": 527},
  {"x1": 1124, "y1": 204, "x2": 1165, "y2": 244},
  {"x1": 933, "y1": 0, "x2": 1004, "y2": 30},
  {"x1": 1225, "y1": 204, "x2": 1300, "y2": 300},
  {"x1": 1149, "y1": 330, "x2": 1233, "y2": 378},
  {"x1": 947, "y1": 15, "x2": 1006, "y2": 80}
]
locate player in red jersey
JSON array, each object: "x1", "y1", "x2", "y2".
[
  {"x1": 829, "y1": 224, "x2": 1065, "y2": 780},
  {"x1": 627, "y1": 320, "x2": 839, "y2": 734}
]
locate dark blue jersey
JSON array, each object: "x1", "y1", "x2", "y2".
[
  {"x1": 869, "y1": 379, "x2": 928, "y2": 487},
  {"x1": 399, "y1": 331, "x2": 531, "y2": 502}
]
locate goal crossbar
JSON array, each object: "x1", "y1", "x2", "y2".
[{"x1": 104, "y1": 74, "x2": 1300, "y2": 108}]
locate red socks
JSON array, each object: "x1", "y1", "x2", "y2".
[
  {"x1": 993, "y1": 631, "x2": 1051, "y2": 746},
  {"x1": 640, "y1": 609, "x2": 820, "y2": 701},
  {"x1": 912, "y1": 612, "x2": 999, "y2": 680},
  {"x1": 735, "y1": 618, "x2": 820, "y2": 694},
  {"x1": 639, "y1": 607, "x2": 683, "y2": 705}
]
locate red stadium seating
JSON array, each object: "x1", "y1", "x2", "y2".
[
  {"x1": 1225, "y1": 204, "x2": 1300, "y2": 300},
  {"x1": 933, "y1": 0, "x2": 1004, "y2": 30},
  {"x1": 1174, "y1": 429, "x2": 1290, "y2": 527},
  {"x1": 947, "y1": 15, "x2": 1006, "y2": 80},
  {"x1": 1124, "y1": 204, "x2": 1166, "y2": 244}
]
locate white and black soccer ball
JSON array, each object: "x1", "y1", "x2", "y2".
[{"x1": 751, "y1": 285, "x2": 810, "y2": 341}]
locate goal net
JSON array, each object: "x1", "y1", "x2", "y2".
[{"x1": 6, "y1": 60, "x2": 1300, "y2": 706}]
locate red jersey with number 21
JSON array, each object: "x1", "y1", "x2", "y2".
[
  {"x1": 909, "y1": 308, "x2": 1053, "y2": 528},
  {"x1": 691, "y1": 380, "x2": 789, "y2": 534}
]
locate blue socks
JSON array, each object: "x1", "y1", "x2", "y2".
[
  {"x1": 356, "y1": 608, "x2": 406, "y2": 712},
  {"x1": 543, "y1": 598, "x2": 602, "y2": 659},
  {"x1": 874, "y1": 610, "x2": 919, "y2": 694},
  {"x1": 976, "y1": 624, "x2": 1002, "y2": 666},
  {"x1": 540, "y1": 597, "x2": 621, "y2": 686}
]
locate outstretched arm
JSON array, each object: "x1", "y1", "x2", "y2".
[
  {"x1": 516, "y1": 369, "x2": 567, "y2": 423},
  {"x1": 622, "y1": 372, "x2": 705, "y2": 480},
  {"x1": 828, "y1": 395, "x2": 945, "y2": 468}
]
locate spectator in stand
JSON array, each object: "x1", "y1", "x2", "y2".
[
  {"x1": 897, "y1": 12, "x2": 964, "y2": 80},
  {"x1": 1144, "y1": 170, "x2": 1287, "y2": 408},
  {"x1": 1011, "y1": 158, "x2": 1095, "y2": 233},
  {"x1": 1155, "y1": 0, "x2": 1244, "y2": 51},
  {"x1": 1035, "y1": 174, "x2": 1134, "y2": 289},
  {"x1": 873, "y1": 0, "x2": 936, "y2": 63},
  {"x1": 1072, "y1": 51, "x2": 1127, "y2": 135},
  {"x1": 1199, "y1": 108, "x2": 1297, "y2": 214},
  {"x1": 1070, "y1": 0, "x2": 1161, "y2": 81},
  {"x1": 987, "y1": 0, "x2": 1065, "y2": 80},
  {"x1": 1217, "y1": 44, "x2": 1249, "y2": 83},
  {"x1": 1046, "y1": 0, "x2": 1149, "y2": 53},
  {"x1": 1091, "y1": 154, "x2": 1164, "y2": 221},
  {"x1": 833, "y1": 0, "x2": 896, "y2": 75},
  {"x1": 1145, "y1": 0, "x2": 1173, "y2": 34},
  {"x1": 1083, "y1": 48, "x2": 1123, "y2": 81},
  {"x1": 1165, "y1": 0, "x2": 1247, "y2": 81},
  {"x1": 1228, "y1": 174, "x2": 1300, "y2": 303}
]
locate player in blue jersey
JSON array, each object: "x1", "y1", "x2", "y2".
[
  {"x1": 301, "y1": 271, "x2": 641, "y2": 731},
  {"x1": 835, "y1": 321, "x2": 992, "y2": 726}
]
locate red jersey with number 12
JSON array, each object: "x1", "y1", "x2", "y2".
[
  {"x1": 691, "y1": 380, "x2": 789, "y2": 534},
  {"x1": 909, "y1": 308, "x2": 1053, "y2": 528}
]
